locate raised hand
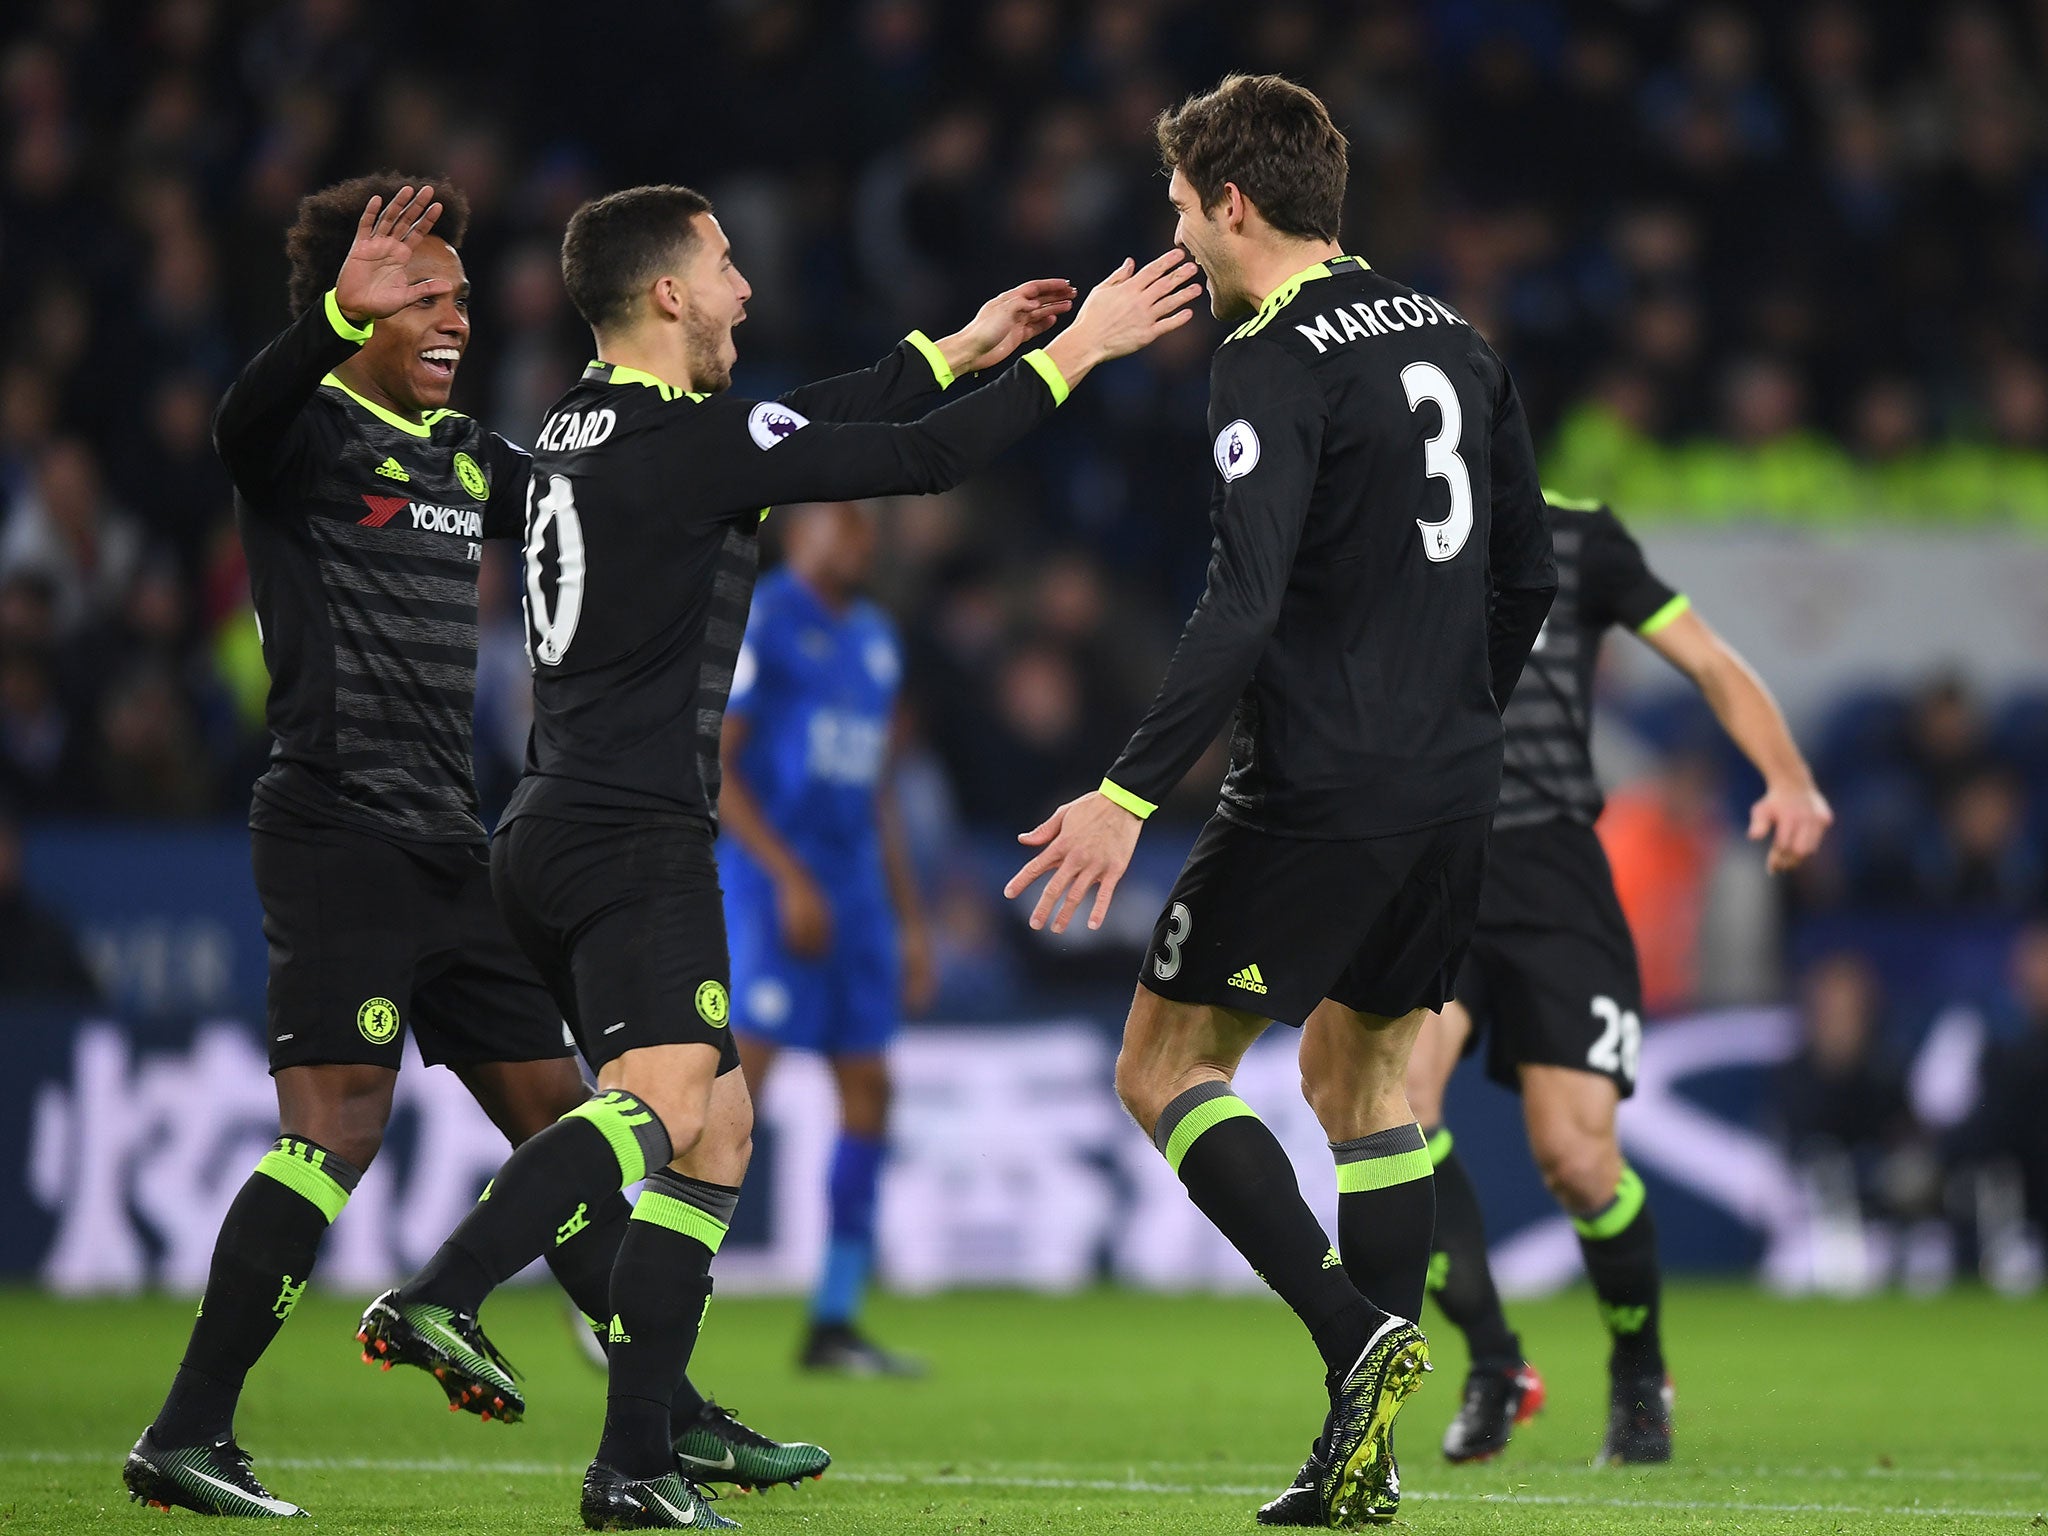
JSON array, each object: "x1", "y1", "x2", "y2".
[
  {"x1": 941, "y1": 278, "x2": 1078, "y2": 375},
  {"x1": 333, "y1": 185, "x2": 452, "y2": 326},
  {"x1": 1067, "y1": 249, "x2": 1204, "y2": 361}
]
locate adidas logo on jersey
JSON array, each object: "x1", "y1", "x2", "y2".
[
  {"x1": 374, "y1": 456, "x2": 410, "y2": 482},
  {"x1": 1226, "y1": 963, "x2": 1269, "y2": 996}
]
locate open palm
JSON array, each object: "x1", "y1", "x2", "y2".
[
  {"x1": 332, "y1": 184, "x2": 452, "y2": 324},
  {"x1": 959, "y1": 279, "x2": 1077, "y2": 372}
]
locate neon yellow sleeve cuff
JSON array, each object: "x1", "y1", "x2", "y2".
[
  {"x1": 1023, "y1": 349, "x2": 1070, "y2": 406},
  {"x1": 905, "y1": 330, "x2": 955, "y2": 390},
  {"x1": 323, "y1": 288, "x2": 374, "y2": 344},
  {"x1": 1098, "y1": 777, "x2": 1156, "y2": 819},
  {"x1": 1636, "y1": 593, "x2": 1691, "y2": 636}
]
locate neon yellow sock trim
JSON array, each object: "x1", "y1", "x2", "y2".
[
  {"x1": 254, "y1": 1149, "x2": 351, "y2": 1223},
  {"x1": 905, "y1": 330, "x2": 955, "y2": 389},
  {"x1": 562, "y1": 1092, "x2": 657, "y2": 1187},
  {"x1": 1022, "y1": 349, "x2": 1069, "y2": 406},
  {"x1": 1636, "y1": 594, "x2": 1691, "y2": 636},
  {"x1": 632, "y1": 1191, "x2": 729, "y2": 1253},
  {"x1": 1336, "y1": 1146, "x2": 1434, "y2": 1193},
  {"x1": 1098, "y1": 777, "x2": 1156, "y2": 819},
  {"x1": 1163, "y1": 1096, "x2": 1257, "y2": 1173},
  {"x1": 323, "y1": 288, "x2": 373, "y2": 344},
  {"x1": 1573, "y1": 1166, "x2": 1647, "y2": 1240}
]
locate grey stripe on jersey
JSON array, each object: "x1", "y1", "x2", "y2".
[
  {"x1": 1496, "y1": 523, "x2": 1602, "y2": 831},
  {"x1": 333, "y1": 650, "x2": 479, "y2": 693},
  {"x1": 317, "y1": 558, "x2": 479, "y2": 607}
]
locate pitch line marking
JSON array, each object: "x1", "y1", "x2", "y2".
[{"x1": 6, "y1": 1450, "x2": 2040, "y2": 1519}]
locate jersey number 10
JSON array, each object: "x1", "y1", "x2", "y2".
[
  {"x1": 524, "y1": 473, "x2": 586, "y2": 667},
  {"x1": 1400, "y1": 360, "x2": 1473, "y2": 562}
]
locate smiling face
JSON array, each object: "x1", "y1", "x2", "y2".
[
  {"x1": 355, "y1": 236, "x2": 470, "y2": 412},
  {"x1": 1168, "y1": 167, "x2": 1251, "y2": 321},
  {"x1": 672, "y1": 213, "x2": 753, "y2": 394}
]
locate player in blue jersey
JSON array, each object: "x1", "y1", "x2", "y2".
[{"x1": 720, "y1": 499, "x2": 932, "y2": 1375}]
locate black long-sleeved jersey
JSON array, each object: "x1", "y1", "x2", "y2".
[
  {"x1": 1495, "y1": 493, "x2": 1686, "y2": 832},
  {"x1": 502, "y1": 339, "x2": 1071, "y2": 831},
  {"x1": 1101, "y1": 256, "x2": 1558, "y2": 838},
  {"x1": 216, "y1": 292, "x2": 528, "y2": 845}
]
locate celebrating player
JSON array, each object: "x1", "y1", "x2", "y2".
[
  {"x1": 1410, "y1": 490, "x2": 1831, "y2": 1468},
  {"x1": 1004, "y1": 76, "x2": 1557, "y2": 1528},
  {"x1": 720, "y1": 501, "x2": 931, "y2": 1377},
  {"x1": 371, "y1": 184, "x2": 1198, "y2": 1530},
  {"x1": 117, "y1": 179, "x2": 658, "y2": 1518}
]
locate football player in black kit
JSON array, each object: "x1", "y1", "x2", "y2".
[
  {"x1": 1405, "y1": 491, "x2": 1831, "y2": 1470},
  {"x1": 121, "y1": 179, "x2": 817, "y2": 1522},
  {"x1": 1006, "y1": 76, "x2": 1557, "y2": 1529},
  {"x1": 376, "y1": 182, "x2": 1199, "y2": 1530}
]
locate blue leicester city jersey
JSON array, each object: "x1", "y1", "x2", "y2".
[{"x1": 725, "y1": 569, "x2": 900, "y2": 872}]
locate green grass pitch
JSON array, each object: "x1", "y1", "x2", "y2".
[{"x1": 3, "y1": 1283, "x2": 2042, "y2": 1532}]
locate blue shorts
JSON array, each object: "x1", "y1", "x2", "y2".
[{"x1": 727, "y1": 868, "x2": 901, "y2": 1057}]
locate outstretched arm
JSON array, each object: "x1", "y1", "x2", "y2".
[
  {"x1": 780, "y1": 279, "x2": 1077, "y2": 423},
  {"x1": 215, "y1": 185, "x2": 454, "y2": 495},
  {"x1": 694, "y1": 252, "x2": 1198, "y2": 512},
  {"x1": 1640, "y1": 608, "x2": 1833, "y2": 872}
]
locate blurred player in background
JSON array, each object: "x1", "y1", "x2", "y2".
[
  {"x1": 720, "y1": 501, "x2": 933, "y2": 1377},
  {"x1": 1007, "y1": 76, "x2": 1557, "y2": 1528},
  {"x1": 1409, "y1": 491, "x2": 1832, "y2": 1468}
]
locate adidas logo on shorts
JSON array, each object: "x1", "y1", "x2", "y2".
[{"x1": 1226, "y1": 963, "x2": 1269, "y2": 995}]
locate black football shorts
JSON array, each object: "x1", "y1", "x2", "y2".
[
  {"x1": 1141, "y1": 812, "x2": 1489, "y2": 1024},
  {"x1": 1455, "y1": 818, "x2": 1645, "y2": 1096},
  {"x1": 253, "y1": 816, "x2": 573, "y2": 1073},
  {"x1": 491, "y1": 815, "x2": 741, "y2": 1076}
]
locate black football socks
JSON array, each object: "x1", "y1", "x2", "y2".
[
  {"x1": 544, "y1": 1188, "x2": 711, "y2": 1431},
  {"x1": 1331, "y1": 1121, "x2": 1436, "y2": 1324},
  {"x1": 1153, "y1": 1082, "x2": 1380, "y2": 1374},
  {"x1": 1422, "y1": 1128, "x2": 1524, "y2": 1371},
  {"x1": 406, "y1": 1090, "x2": 671, "y2": 1315},
  {"x1": 151, "y1": 1136, "x2": 363, "y2": 1447},
  {"x1": 595, "y1": 1171, "x2": 737, "y2": 1479},
  {"x1": 1574, "y1": 1165, "x2": 1664, "y2": 1377}
]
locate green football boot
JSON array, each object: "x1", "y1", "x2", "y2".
[
  {"x1": 123, "y1": 1428, "x2": 308, "y2": 1518},
  {"x1": 357, "y1": 1287, "x2": 524, "y2": 1422},
  {"x1": 1318, "y1": 1315, "x2": 1431, "y2": 1528},
  {"x1": 582, "y1": 1462, "x2": 739, "y2": 1530},
  {"x1": 673, "y1": 1399, "x2": 830, "y2": 1489}
]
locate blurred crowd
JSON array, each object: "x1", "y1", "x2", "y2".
[
  {"x1": 4, "y1": 1, "x2": 2048, "y2": 994},
  {"x1": 1772, "y1": 924, "x2": 2048, "y2": 1292}
]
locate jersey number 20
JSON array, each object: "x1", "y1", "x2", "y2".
[
  {"x1": 1400, "y1": 360, "x2": 1473, "y2": 562},
  {"x1": 524, "y1": 473, "x2": 586, "y2": 666}
]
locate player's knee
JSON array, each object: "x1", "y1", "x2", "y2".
[
  {"x1": 1531, "y1": 1131, "x2": 1619, "y2": 1213},
  {"x1": 278, "y1": 1083, "x2": 393, "y2": 1171},
  {"x1": 1112, "y1": 1045, "x2": 1168, "y2": 1135}
]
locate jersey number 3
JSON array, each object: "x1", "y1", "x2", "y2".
[
  {"x1": 524, "y1": 473, "x2": 586, "y2": 667},
  {"x1": 1400, "y1": 360, "x2": 1473, "y2": 562}
]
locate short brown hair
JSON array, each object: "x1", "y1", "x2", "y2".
[
  {"x1": 285, "y1": 173, "x2": 469, "y2": 318},
  {"x1": 1155, "y1": 74, "x2": 1348, "y2": 242},
  {"x1": 561, "y1": 185, "x2": 714, "y2": 334}
]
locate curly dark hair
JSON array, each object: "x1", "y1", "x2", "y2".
[
  {"x1": 1156, "y1": 74, "x2": 1348, "y2": 243},
  {"x1": 284, "y1": 173, "x2": 470, "y2": 318}
]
